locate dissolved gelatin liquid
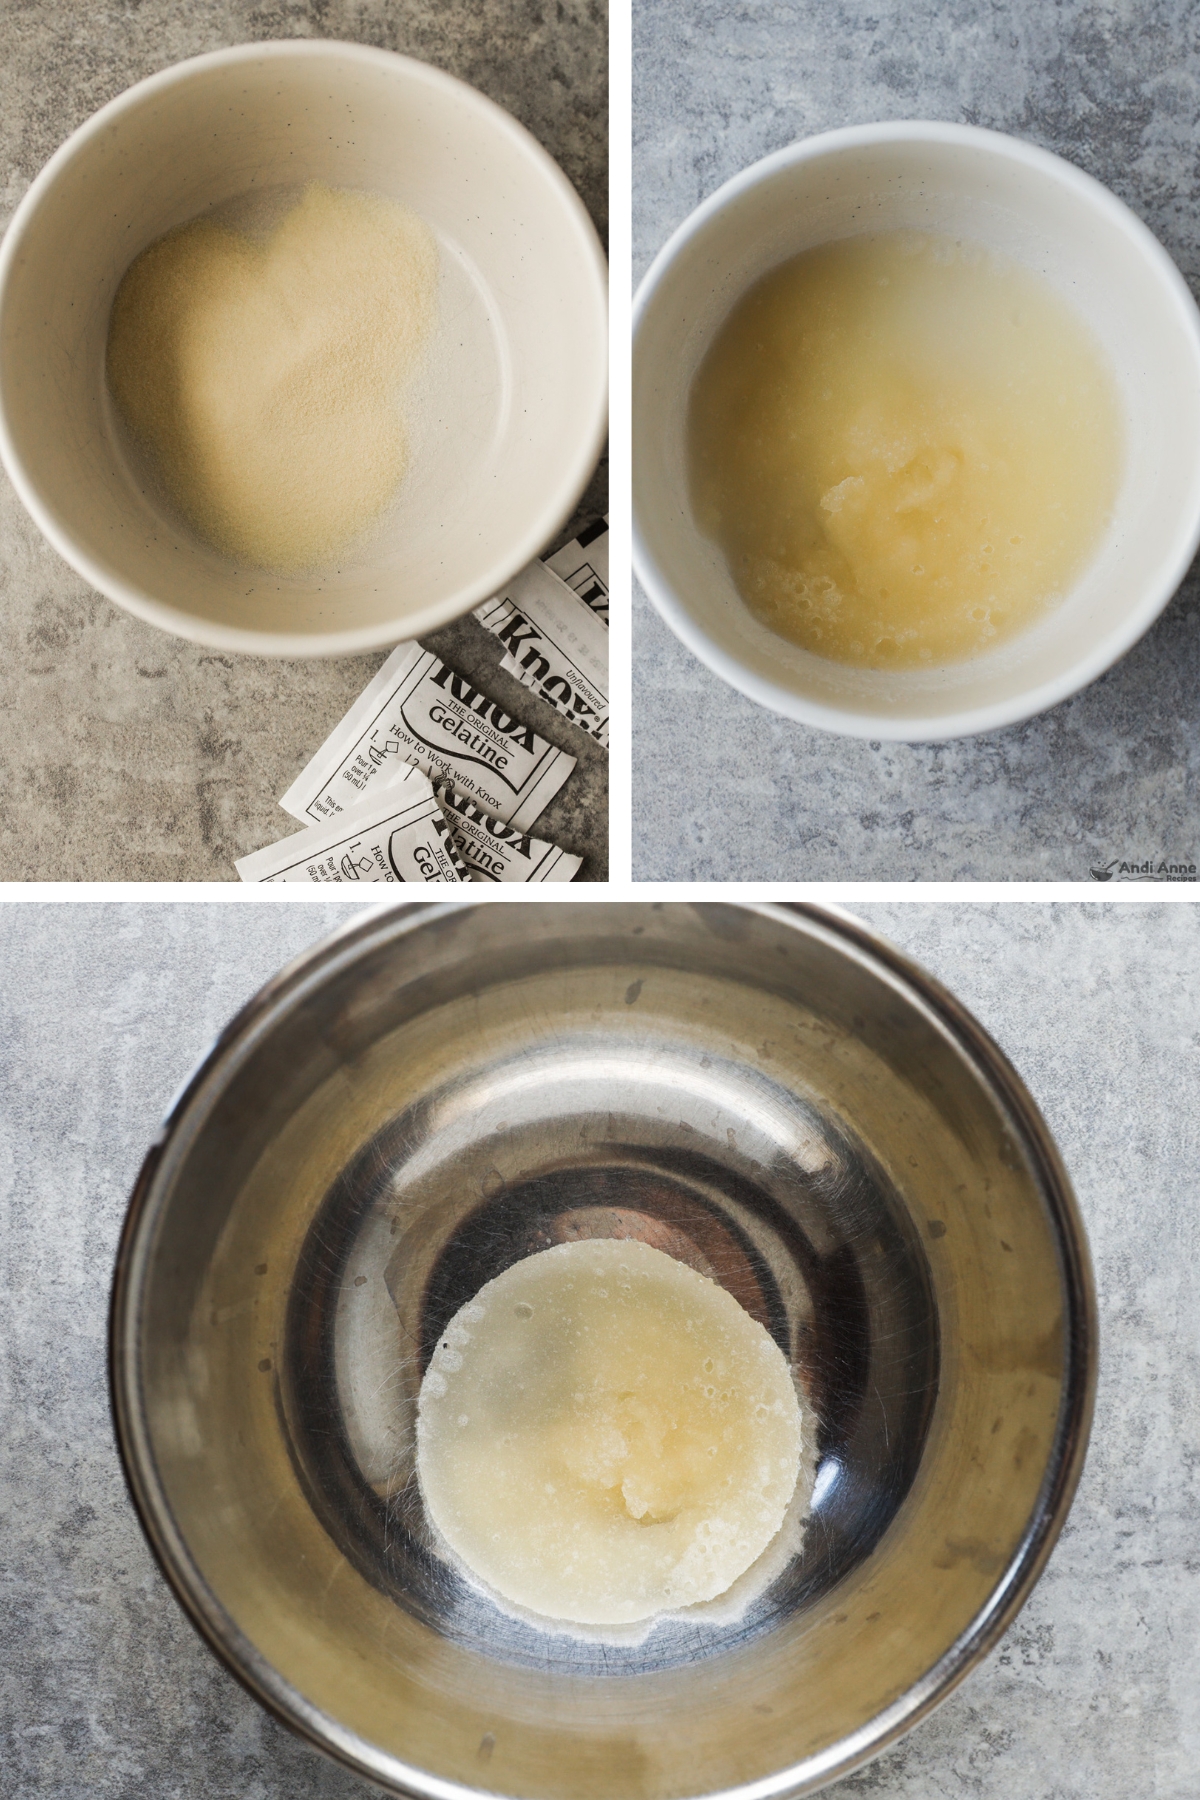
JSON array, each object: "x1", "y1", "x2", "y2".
[{"x1": 688, "y1": 231, "x2": 1123, "y2": 669}]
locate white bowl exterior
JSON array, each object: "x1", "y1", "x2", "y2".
[
  {"x1": 0, "y1": 42, "x2": 608, "y2": 655},
  {"x1": 633, "y1": 122, "x2": 1200, "y2": 739}
]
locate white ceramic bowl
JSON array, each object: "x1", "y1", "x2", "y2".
[
  {"x1": 633, "y1": 121, "x2": 1200, "y2": 741},
  {"x1": 0, "y1": 41, "x2": 607, "y2": 656}
]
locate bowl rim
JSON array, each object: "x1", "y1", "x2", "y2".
[
  {"x1": 108, "y1": 899, "x2": 1098, "y2": 1800},
  {"x1": 0, "y1": 39, "x2": 608, "y2": 659},
  {"x1": 631, "y1": 118, "x2": 1200, "y2": 741}
]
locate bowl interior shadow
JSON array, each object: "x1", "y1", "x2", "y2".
[{"x1": 282, "y1": 1086, "x2": 938, "y2": 1675}]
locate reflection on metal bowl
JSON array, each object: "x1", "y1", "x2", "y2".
[{"x1": 110, "y1": 902, "x2": 1096, "y2": 1798}]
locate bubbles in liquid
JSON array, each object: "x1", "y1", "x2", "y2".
[{"x1": 688, "y1": 230, "x2": 1122, "y2": 669}]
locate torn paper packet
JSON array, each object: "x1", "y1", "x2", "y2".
[
  {"x1": 437, "y1": 781, "x2": 581, "y2": 883},
  {"x1": 238, "y1": 763, "x2": 466, "y2": 884},
  {"x1": 278, "y1": 643, "x2": 576, "y2": 829},
  {"x1": 544, "y1": 516, "x2": 609, "y2": 625},
  {"x1": 475, "y1": 555, "x2": 609, "y2": 747}
]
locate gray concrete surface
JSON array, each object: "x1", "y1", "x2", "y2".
[
  {"x1": 0, "y1": 1, "x2": 607, "y2": 882},
  {"x1": 632, "y1": 0, "x2": 1200, "y2": 881},
  {"x1": 1, "y1": 899, "x2": 1196, "y2": 1799}
]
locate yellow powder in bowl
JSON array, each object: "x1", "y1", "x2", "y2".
[{"x1": 106, "y1": 181, "x2": 438, "y2": 572}]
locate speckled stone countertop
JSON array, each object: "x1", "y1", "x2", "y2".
[
  {"x1": 0, "y1": 1, "x2": 607, "y2": 881},
  {"x1": 2, "y1": 900, "x2": 1196, "y2": 1798},
  {"x1": 633, "y1": 0, "x2": 1200, "y2": 882}
]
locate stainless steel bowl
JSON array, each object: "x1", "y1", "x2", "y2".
[{"x1": 110, "y1": 902, "x2": 1096, "y2": 1799}]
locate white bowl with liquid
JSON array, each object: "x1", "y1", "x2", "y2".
[
  {"x1": 632, "y1": 121, "x2": 1200, "y2": 740},
  {"x1": 0, "y1": 41, "x2": 607, "y2": 657}
]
